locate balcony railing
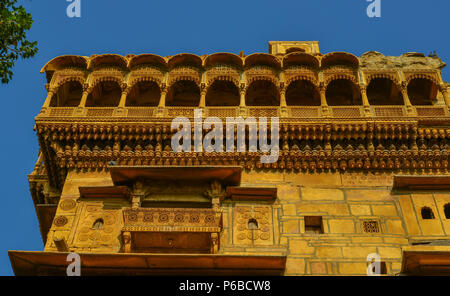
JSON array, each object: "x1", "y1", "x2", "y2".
[{"x1": 39, "y1": 105, "x2": 449, "y2": 120}]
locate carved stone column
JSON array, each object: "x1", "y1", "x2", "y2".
[
  {"x1": 74, "y1": 83, "x2": 91, "y2": 116},
  {"x1": 400, "y1": 82, "x2": 415, "y2": 116},
  {"x1": 319, "y1": 83, "x2": 329, "y2": 117},
  {"x1": 114, "y1": 83, "x2": 129, "y2": 116},
  {"x1": 279, "y1": 82, "x2": 288, "y2": 117},
  {"x1": 211, "y1": 233, "x2": 219, "y2": 254},
  {"x1": 199, "y1": 82, "x2": 207, "y2": 108},
  {"x1": 122, "y1": 231, "x2": 131, "y2": 253},
  {"x1": 239, "y1": 83, "x2": 247, "y2": 117},
  {"x1": 156, "y1": 83, "x2": 167, "y2": 116},
  {"x1": 440, "y1": 84, "x2": 450, "y2": 108},
  {"x1": 40, "y1": 86, "x2": 54, "y2": 115},
  {"x1": 360, "y1": 84, "x2": 372, "y2": 116}
]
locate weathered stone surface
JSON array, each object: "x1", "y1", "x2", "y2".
[{"x1": 301, "y1": 188, "x2": 344, "y2": 201}]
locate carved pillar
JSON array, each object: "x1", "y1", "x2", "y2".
[
  {"x1": 360, "y1": 84, "x2": 372, "y2": 116},
  {"x1": 114, "y1": 83, "x2": 129, "y2": 116},
  {"x1": 118, "y1": 83, "x2": 128, "y2": 107},
  {"x1": 73, "y1": 83, "x2": 90, "y2": 116},
  {"x1": 239, "y1": 83, "x2": 247, "y2": 117},
  {"x1": 279, "y1": 82, "x2": 288, "y2": 117},
  {"x1": 205, "y1": 180, "x2": 225, "y2": 210},
  {"x1": 199, "y1": 82, "x2": 207, "y2": 108},
  {"x1": 40, "y1": 86, "x2": 54, "y2": 114},
  {"x1": 319, "y1": 83, "x2": 329, "y2": 117},
  {"x1": 156, "y1": 83, "x2": 167, "y2": 116},
  {"x1": 78, "y1": 83, "x2": 90, "y2": 107},
  {"x1": 122, "y1": 231, "x2": 131, "y2": 253},
  {"x1": 400, "y1": 82, "x2": 415, "y2": 116},
  {"x1": 211, "y1": 233, "x2": 219, "y2": 254},
  {"x1": 440, "y1": 84, "x2": 450, "y2": 107}
]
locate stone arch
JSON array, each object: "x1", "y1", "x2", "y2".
[
  {"x1": 206, "y1": 79, "x2": 240, "y2": 106},
  {"x1": 50, "y1": 80, "x2": 83, "y2": 107},
  {"x1": 326, "y1": 78, "x2": 362, "y2": 106},
  {"x1": 126, "y1": 80, "x2": 161, "y2": 107},
  {"x1": 367, "y1": 77, "x2": 403, "y2": 105},
  {"x1": 407, "y1": 77, "x2": 440, "y2": 105},
  {"x1": 166, "y1": 79, "x2": 200, "y2": 107},
  {"x1": 286, "y1": 78, "x2": 320, "y2": 106},
  {"x1": 245, "y1": 78, "x2": 280, "y2": 106},
  {"x1": 86, "y1": 79, "x2": 122, "y2": 107}
]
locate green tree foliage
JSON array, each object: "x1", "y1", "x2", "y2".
[{"x1": 0, "y1": 0, "x2": 37, "y2": 84}]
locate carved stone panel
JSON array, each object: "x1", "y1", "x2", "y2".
[{"x1": 232, "y1": 205, "x2": 274, "y2": 246}]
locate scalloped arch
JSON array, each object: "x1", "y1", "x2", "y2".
[
  {"x1": 128, "y1": 54, "x2": 167, "y2": 69},
  {"x1": 321, "y1": 52, "x2": 360, "y2": 68},
  {"x1": 204, "y1": 53, "x2": 243, "y2": 68},
  {"x1": 41, "y1": 55, "x2": 88, "y2": 73},
  {"x1": 244, "y1": 53, "x2": 281, "y2": 69},
  {"x1": 283, "y1": 52, "x2": 320, "y2": 69},
  {"x1": 168, "y1": 53, "x2": 203, "y2": 69},
  {"x1": 88, "y1": 54, "x2": 128, "y2": 70}
]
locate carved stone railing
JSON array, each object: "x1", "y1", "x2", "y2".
[
  {"x1": 415, "y1": 106, "x2": 448, "y2": 117},
  {"x1": 331, "y1": 106, "x2": 363, "y2": 118},
  {"x1": 206, "y1": 107, "x2": 239, "y2": 118},
  {"x1": 247, "y1": 106, "x2": 279, "y2": 118},
  {"x1": 39, "y1": 105, "x2": 450, "y2": 120},
  {"x1": 372, "y1": 106, "x2": 406, "y2": 117},
  {"x1": 121, "y1": 207, "x2": 222, "y2": 254},
  {"x1": 288, "y1": 106, "x2": 321, "y2": 118}
]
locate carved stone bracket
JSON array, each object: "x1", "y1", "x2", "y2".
[
  {"x1": 204, "y1": 180, "x2": 226, "y2": 209},
  {"x1": 122, "y1": 231, "x2": 131, "y2": 253}
]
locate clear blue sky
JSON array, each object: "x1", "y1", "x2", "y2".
[{"x1": 0, "y1": 0, "x2": 449, "y2": 275}]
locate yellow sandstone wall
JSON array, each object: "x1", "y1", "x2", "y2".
[{"x1": 45, "y1": 169, "x2": 450, "y2": 275}]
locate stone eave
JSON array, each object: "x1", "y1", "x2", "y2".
[{"x1": 8, "y1": 251, "x2": 286, "y2": 276}]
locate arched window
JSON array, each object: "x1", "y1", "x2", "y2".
[
  {"x1": 92, "y1": 218, "x2": 104, "y2": 230},
  {"x1": 407, "y1": 78, "x2": 438, "y2": 105},
  {"x1": 286, "y1": 80, "x2": 320, "y2": 106},
  {"x1": 50, "y1": 81, "x2": 83, "y2": 107},
  {"x1": 326, "y1": 79, "x2": 362, "y2": 106},
  {"x1": 126, "y1": 81, "x2": 161, "y2": 107},
  {"x1": 166, "y1": 80, "x2": 200, "y2": 107},
  {"x1": 246, "y1": 80, "x2": 279, "y2": 106},
  {"x1": 367, "y1": 78, "x2": 403, "y2": 105},
  {"x1": 86, "y1": 81, "x2": 121, "y2": 107},
  {"x1": 206, "y1": 80, "x2": 240, "y2": 106},
  {"x1": 444, "y1": 204, "x2": 450, "y2": 219},
  {"x1": 248, "y1": 218, "x2": 258, "y2": 230},
  {"x1": 285, "y1": 47, "x2": 306, "y2": 54},
  {"x1": 421, "y1": 207, "x2": 435, "y2": 219}
]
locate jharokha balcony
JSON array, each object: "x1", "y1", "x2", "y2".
[{"x1": 37, "y1": 43, "x2": 449, "y2": 122}]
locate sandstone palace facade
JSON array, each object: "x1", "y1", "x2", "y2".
[{"x1": 9, "y1": 41, "x2": 450, "y2": 275}]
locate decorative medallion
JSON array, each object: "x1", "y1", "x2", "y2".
[
  {"x1": 204, "y1": 215, "x2": 215, "y2": 224},
  {"x1": 54, "y1": 216, "x2": 68, "y2": 227},
  {"x1": 143, "y1": 213, "x2": 154, "y2": 222},
  {"x1": 174, "y1": 213, "x2": 184, "y2": 223},
  {"x1": 189, "y1": 214, "x2": 200, "y2": 223},
  {"x1": 60, "y1": 199, "x2": 76, "y2": 211},
  {"x1": 128, "y1": 213, "x2": 138, "y2": 222},
  {"x1": 159, "y1": 213, "x2": 169, "y2": 223}
]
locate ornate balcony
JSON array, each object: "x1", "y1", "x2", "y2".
[{"x1": 121, "y1": 207, "x2": 222, "y2": 254}]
